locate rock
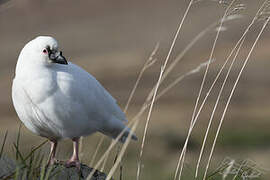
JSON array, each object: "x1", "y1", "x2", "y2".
[
  {"x1": 0, "y1": 156, "x2": 111, "y2": 180},
  {"x1": 0, "y1": 156, "x2": 16, "y2": 179},
  {"x1": 48, "y1": 163, "x2": 111, "y2": 180}
]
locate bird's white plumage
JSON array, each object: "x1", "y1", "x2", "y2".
[{"x1": 12, "y1": 36, "x2": 136, "y2": 142}]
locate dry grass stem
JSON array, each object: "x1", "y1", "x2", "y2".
[
  {"x1": 0, "y1": 130, "x2": 8, "y2": 159},
  {"x1": 174, "y1": 1, "x2": 236, "y2": 179},
  {"x1": 222, "y1": 159, "x2": 235, "y2": 180},
  {"x1": 89, "y1": 136, "x2": 105, "y2": 167},
  {"x1": 101, "y1": 149, "x2": 109, "y2": 171},
  {"x1": 136, "y1": 67, "x2": 164, "y2": 180},
  {"x1": 104, "y1": 0, "x2": 196, "y2": 178},
  {"x1": 152, "y1": 14, "x2": 239, "y2": 104},
  {"x1": 95, "y1": 49, "x2": 218, "y2": 180},
  {"x1": 196, "y1": 35, "x2": 246, "y2": 178},
  {"x1": 100, "y1": 0, "x2": 196, "y2": 177},
  {"x1": 92, "y1": 42, "x2": 159, "y2": 173},
  {"x1": 203, "y1": 14, "x2": 270, "y2": 180},
  {"x1": 124, "y1": 43, "x2": 159, "y2": 113},
  {"x1": 86, "y1": 123, "x2": 133, "y2": 180},
  {"x1": 98, "y1": 43, "x2": 160, "y2": 172},
  {"x1": 79, "y1": 137, "x2": 84, "y2": 161},
  {"x1": 156, "y1": 60, "x2": 215, "y2": 101},
  {"x1": 133, "y1": 15, "x2": 242, "y2": 122},
  {"x1": 194, "y1": 1, "x2": 268, "y2": 177},
  {"x1": 165, "y1": 14, "x2": 242, "y2": 82},
  {"x1": 106, "y1": 117, "x2": 140, "y2": 180},
  {"x1": 145, "y1": 0, "x2": 195, "y2": 103}
]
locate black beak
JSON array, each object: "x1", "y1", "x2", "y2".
[{"x1": 49, "y1": 51, "x2": 68, "y2": 65}]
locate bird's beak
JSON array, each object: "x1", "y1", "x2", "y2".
[{"x1": 49, "y1": 51, "x2": 68, "y2": 65}]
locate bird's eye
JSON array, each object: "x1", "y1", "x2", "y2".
[{"x1": 43, "y1": 49, "x2": 48, "y2": 54}]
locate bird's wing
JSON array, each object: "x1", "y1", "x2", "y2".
[
  {"x1": 100, "y1": 85, "x2": 128, "y2": 122},
  {"x1": 55, "y1": 63, "x2": 128, "y2": 123}
]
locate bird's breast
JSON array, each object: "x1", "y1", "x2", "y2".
[{"x1": 26, "y1": 77, "x2": 58, "y2": 104}]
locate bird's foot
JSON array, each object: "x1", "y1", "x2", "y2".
[
  {"x1": 65, "y1": 159, "x2": 81, "y2": 170},
  {"x1": 64, "y1": 159, "x2": 83, "y2": 177}
]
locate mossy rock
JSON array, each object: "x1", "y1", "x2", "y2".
[
  {"x1": 47, "y1": 164, "x2": 110, "y2": 180},
  {"x1": 0, "y1": 156, "x2": 111, "y2": 180},
  {"x1": 0, "y1": 156, "x2": 16, "y2": 179}
]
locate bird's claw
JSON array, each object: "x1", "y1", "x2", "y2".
[{"x1": 65, "y1": 160, "x2": 81, "y2": 170}]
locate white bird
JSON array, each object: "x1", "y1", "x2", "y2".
[{"x1": 12, "y1": 36, "x2": 137, "y2": 169}]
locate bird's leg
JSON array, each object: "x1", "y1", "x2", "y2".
[
  {"x1": 65, "y1": 137, "x2": 81, "y2": 170},
  {"x1": 47, "y1": 140, "x2": 58, "y2": 166}
]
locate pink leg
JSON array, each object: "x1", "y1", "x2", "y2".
[
  {"x1": 65, "y1": 137, "x2": 80, "y2": 170},
  {"x1": 47, "y1": 140, "x2": 58, "y2": 166}
]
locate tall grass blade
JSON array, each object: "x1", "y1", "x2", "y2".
[
  {"x1": 100, "y1": 43, "x2": 160, "y2": 174},
  {"x1": 13, "y1": 143, "x2": 25, "y2": 164},
  {"x1": 106, "y1": 117, "x2": 140, "y2": 180},
  {"x1": 196, "y1": 36, "x2": 246, "y2": 178},
  {"x1": 203, "y1": 14, "x2": 270, "y2": 180},
  {"x1": 90, "y1": 136, "x2": 105, "y2": 167},
  {"x1": 124, "y1": 42, "x2": 159, "y2": 113},
  {"x1": 24, "y1": 140, "x2": 48, "y2": 162},
  {"x1": 174, "y1": 1, "x2": 236, "y2": 179},
  {"x1": 15, "y1": 124, "x2": 22, "y2": 160},
  {"x1": 0, "y1": 130, "x2": 8, "y2": 159},
  {"x1": 136, "y1": 67, "x2": 164, "y2": 180}
]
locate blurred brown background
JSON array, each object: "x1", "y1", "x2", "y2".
[{"x1": 0, "y1": 0, "x2": 270, "y2": 179}]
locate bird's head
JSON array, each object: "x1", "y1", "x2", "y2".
[{"x1": 18, "y1": 36, "x2": 68, "y2": 67}]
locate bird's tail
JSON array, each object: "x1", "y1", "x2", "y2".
[
  {"x1": 102, "y1": 116, "x2": 138, "y2": 143},
  {"x1": 119, "y1": 129, "x2": 138, "y2": 143}
]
